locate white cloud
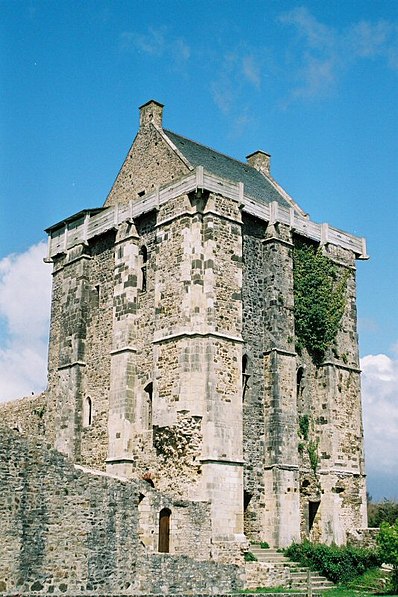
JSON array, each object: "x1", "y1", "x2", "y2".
[
  {"x1": 210, "y1": 50, "x2": 263, "y2": 133},
  {"x1": 361, "y1": 352, "x2": 398, "y2": 498},
  {"x1": 242, "y1": 55, "x2": 261, "y2": 88},
  {"x1": 279, "y1": 7, "x2": 398, "y2": 100},
  {"x1": 119, "y1": 26, "x2": 191, "y2": 67},
  {"x1": 0, "y1": 241, "x2": 51, "y2": 403},
  {"x1": 280, "y1": 6, "x2": 336, "y2": 51},
  {"x1": 349, "y1": 20, "x2": 394, "y2": 59},
  {"x1": 120, "y1": 26, "x2": 166, "y2": 56}
]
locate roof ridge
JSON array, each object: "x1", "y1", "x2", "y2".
[{"x1": 164, "y1": 129, "x2": 256, "y2": 172}]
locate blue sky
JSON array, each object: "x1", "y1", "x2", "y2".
[{"x1": 0, "y1": 0, "x2": 397, "y2": 500}]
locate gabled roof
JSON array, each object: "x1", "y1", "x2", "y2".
[{"x1": 164, "y1": 129, "x2": 302, "y2": 212}]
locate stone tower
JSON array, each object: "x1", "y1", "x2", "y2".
[{"x1": 44, "y1": 100, "x2": 368, "y2": 549}]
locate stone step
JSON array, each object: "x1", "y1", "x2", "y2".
[
  {"x1": 292, "y1": 576, "x2": 333, "y2": 586},
  {"x1": 248, "y1": 544, "x2": 334, "y2": 593}
]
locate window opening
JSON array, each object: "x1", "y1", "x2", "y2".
[
  {"x1": 84, "y1": 396, "x2": 92, "y2": 427},
  {"x1": 242, "y1": 354, "x2": 250, "y2": 400},
  {"x1": 144, "y1": 382, "x2": 153, "y2": 429},
  {"x1": 244, "y1": 490, "x2": 253, "y2": 512},
  {"x1": 308, "y1": 500, "x2": 320, "y2": 531},
  {"x1": 297, "y1": 366, "x2": 304, "y2": 399},
  {"x1": 140, "y1": 246, "x2": 148, "y2": 292},
  {"x1": 158, "y1": 508, "x2": 171, "y2": 553},
  {"x1": 92, "y1": 285, "x2": 100, "y2": 309}
]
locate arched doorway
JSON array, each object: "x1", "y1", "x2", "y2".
[{"x1": 158, "y1": 508, "x2": 171, "y2": 553}]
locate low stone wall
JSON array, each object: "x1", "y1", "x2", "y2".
[
  {"x1": 346, "y1": 527, "x2": 380, "y2": 549},
  {"x1": 0, "y1": 428, "x2": 243, "y2": 595},
  {"x1": 244, "y1": 562, "x2": 291, "y2": 590},
  {"x1": 0, "y1": 393, "x2": 47, "y2": 438}
]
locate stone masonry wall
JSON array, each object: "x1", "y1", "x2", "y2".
[
  {"x1": 45, "y1": 232, "x2": 115, "y2": 468},
  {"x1": 293, "y1": 240, "x2": 367, "y2": 544},
  {"x1": 81, "y1": 232, "x2": 115, "y2": 469},
  {"x1": 0, "y1": 393, "x2": 47, "y2": 440},
  {"x1": 241, "y1": 214, "x2": 267, "y2": 541},
  {"x1": 104, "y1": 123, "x2": 189, "y2": 207},
  {"x1": 0, "y1": 427, "x2": 244, "y2": 595}
]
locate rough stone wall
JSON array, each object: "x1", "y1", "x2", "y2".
[
  {"x1": 347, "y1": 528, "x2": 379, "y2": 549},
  {"x1": 0, "y1": 393, "x2": 47, "y2": 439},
  {"x1": 107, "y1": 191, "x2": 246, "y2": 543},
  {"x1": 0, "y1": 428, "x2": 244, "y2": 595},
  {"x1": 45, "y1": 232, "x2": 115, "y2": 468},
  {"x1": 81, "y1": 232, "x2": 115, "y2": 469},
  {"x1": 262, "y1": 223, "x2": 300, "y2": 547},
  {"x1": 242, "y1": 217, "x2": 301, "y2": 547},
  {"x1": 245, "y1": 562, "x2": 291, "y2": 590},
  {"x1": 104, "y1": 123, "x2": 189, "y2": 207},
  {"x1": 137, "y1": 486, "x2": 212, "y2": 560},
  {"x1": 293, "y1": 241, "x2": 367, "y2": 544},
  {"x1": 241, "y1": 220, "x2": 366, "y2": 547},
  {"x1": 241, "y1": 214, "x2": 267, "y2": 541}
]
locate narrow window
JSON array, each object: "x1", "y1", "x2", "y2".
[
  {"x1": 84, "y1": 396, "x2": 92, "y2": 427},
  {"x1": 140, "y1": 246, "x2": 148, "y2": 292},
  {"x1": 144, "y1": 382, "x2": 153, "y2": 429},
  {"x1": 297, "y1": 366, "x2": 304, "y2": 399},
  {"x1": 158, "y1": 508, "x2": 171, "y2": 553},
  {"x1": 308, "y1": 500, "x2": 320, "y2": 531},
  {"x1": 244, "y1": 490, "x2": 253, "y2": 512},
  {"x1": 242, "y1": 354, "x2": 250, "y2": 400},
  {"x1": 91, "y1": 285, "x2": 100, "y2": 309}
]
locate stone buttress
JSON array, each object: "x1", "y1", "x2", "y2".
[{"x1": 261, "y1": 219, "x2": 300, "y2": 547}]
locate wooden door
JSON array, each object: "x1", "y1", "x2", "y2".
[{"x1": 158, "y1": 508, "x2": 171, "y2": 553}]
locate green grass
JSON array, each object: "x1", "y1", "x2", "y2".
[
  {"x1": 323, "y1": 589, "x2": 397, "y2": 597},
  {"x1": 240, "y1": 587, "x2": 302, "y2": 594}
]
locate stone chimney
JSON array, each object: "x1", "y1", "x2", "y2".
[
  {"x1": 246, "y1": 150, "x2": 271, "y2": 176},
  {"x1": 139, "y1": 100, "x2": 164, "y2": 129}
]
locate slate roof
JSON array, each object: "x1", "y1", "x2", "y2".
[{"x1": 164, "y1": 130, "x2": 298, "y2": 210}]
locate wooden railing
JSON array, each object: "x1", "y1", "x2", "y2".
[{"x1": 46, "y1": 167, "x2": 368, "y2": 260}]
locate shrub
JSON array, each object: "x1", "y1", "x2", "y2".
[
  {"x1": 284, "y1": 541, "x2": 381, "y2": 584},
  {"x1": 244, "y1": 551, "x2": 258, "y2": 562},
  {"x1": 293, "y1": 244, "x2": 349, "y2": 365},
  {"x1": 260, "y1": 541, "x2": 270, "y2": 549},
  {"x1": 377, "y1": 520, "x2": 398, "y2": 594}
]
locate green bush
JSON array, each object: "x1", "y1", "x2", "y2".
[
  {"x1": 284, "y1": 541, "x2": 381, "y2": 584},
  {"x1": 298, "y1": 415, "x2": 310, "y2": 440},
  {"x1": 377, "y1": 520, "x2": 398, "y2": 594},
  {"x1": 293, "y1": 244, "x2": 349, "y2": 365},
  {"x1": 244, "y1": 551, "x2": 258, "y2": 562},
  {"x1": 260, "y1": 541, "x2": 270, "y2": 549}
]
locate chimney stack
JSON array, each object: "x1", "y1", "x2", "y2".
[
  {"x1": 139, "y1": 100, "x2": 164, "y2": 129},
  {"x1": 246, "y1": 150, "x2": 271, "y2": 176}
]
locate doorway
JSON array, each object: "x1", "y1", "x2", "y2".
[{"x1": 158, "y1": 508, "x2": 171, "y2": 553}]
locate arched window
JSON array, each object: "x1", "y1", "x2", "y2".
[
  {"x1": 158, "y1": 508, "x2": 171, "y2": 553},
  {"x1": 242, "y1": 354, "x2": 250, "y2": 400},
  {"x1": 140, "y1": 246, "x2": 148, "y2": 292},
  {"x1": 84, "y1": 396, "x2": 92, "y2": 427},
  {"x1": 144, "y1": 382, "x2": 153, "y2": 429}
]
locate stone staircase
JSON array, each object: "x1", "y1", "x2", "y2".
[{"x1": 249, "y1": 545, "x2": 335, "y2": 592}]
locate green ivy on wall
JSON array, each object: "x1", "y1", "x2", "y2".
[{"x1": 293, "y1": 244, "x2": 349, "y2": 365}]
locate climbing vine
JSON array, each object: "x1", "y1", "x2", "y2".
[
  {"x1": 293, "y1": 244, "x2": 349, "y2": 365},
  {"x1": 307, "y1": 440, "x2": 320, "y2": 473},
  {"x1": 298, "y1": 414, "x2": 309, "y2": 440}
]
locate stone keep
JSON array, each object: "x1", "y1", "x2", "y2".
[{"x1": 44, "y1": 100, "x2": 368, "y2": 548}]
